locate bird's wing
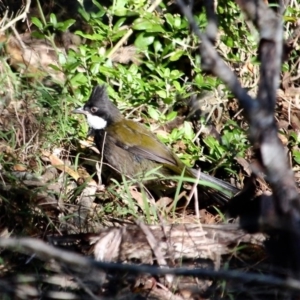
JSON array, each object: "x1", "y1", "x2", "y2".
[
  {"x1": 107, "y1": 120, "x2": 239, "y2": 197},
  {"x1": 109, "y1": 120, "x2": 180, "y2": 166}
]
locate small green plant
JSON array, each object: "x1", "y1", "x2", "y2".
[
  {"x1": 289, "y1": 132, "x2": 300, "y2": 165},
  {"x1": 203, "y1": 120, "x2": 249, "y2": 175}
]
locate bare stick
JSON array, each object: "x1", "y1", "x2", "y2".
[
  {"x1": 0, "y1": 236, "x2": 300, "y2": 292},
  {"x1": 0, "y1": 0, "x2": 31, "y2": 33}
]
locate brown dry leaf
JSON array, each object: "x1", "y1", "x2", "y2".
[
  {"x1": 0, "y1": 141, "x2": 14, "y2": 156},
  {"x1": 110, "y1": 45, "x2": 142, "y2": 65},
  {"x1": 284, "y1": 86, "x2": 300, "y2": 99},
  {"x1": 77, "y1": 167, "x2": 92, "y2": 179},
  {"x1": 28, "y1": 158, "x2": 39, "y2": 171},
  {"x1": 156, "y1": 197, "x2": 173, "y2": 211},
  {"x1": 132, "y1": 277, "x2": 156, "y2": 293},
  {"x1": 173, "y1": 140, "x2": 187, "y2": 152},
  {"x1": 235, "y1": 157, "x2": 251, "y2": 176},
  {"x1": 78, "y1": 139, "x2": 100, "y2": 154},
  {"x1": 282, "y1": 71, "x2": 291, "y2": 90},
  {"x1": 240, "y1": 61, "x2": 254, "y2": 76},
  {"x1": 12, "y1": 164, "x2": 27, "y2": 172},
  {"x1": 129, "y1": 186, "x2": 147, "y2": 211},
  {"x1": 200, "y1": 209, "x2": 221, "y2": 224},
  {"x1": 0, "y1": 33, "x2": 65, "y2": 83},
  {"x1": 42, "y1": 151, "x2": 80, "y2": 181},
  {"x1": 42, "y1": 151, "x2": 97, "y2": 188},
  {"x1": 278, "y1": 132, "x2": 288, "y2": 146},
  {"x1": 246, "y1": 62, "x2": 255, "y2": 73}
]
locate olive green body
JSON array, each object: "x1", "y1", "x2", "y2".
[{"x1": 94, "y1": 118, "x2": 192, "y2": 180}]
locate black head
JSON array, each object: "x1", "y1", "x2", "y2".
[{"x1": 72, "y1": 85, "x2": 123, "y2": 129}]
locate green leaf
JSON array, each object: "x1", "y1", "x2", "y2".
[
  {"x1": 57, "y1": 52, "x2": 66, "y2": 65},
  {"x1": 171, "y1": 128, "x2": 180, "y2": 140},
  {"x1": 156, "y1": 90, "x2": 167, "y2": 99},
  {"x1": 133, "y1": 18, "x2": 164, "y2": 32},
  {"x1": 56, "y1": 19, "x2": 76, "y2": 31},
  {"x1": 164, "y1": 68, "x2": 170, "y2": 78},
  {"x1": 114, "y1": 0, "x2": 127, "y2": 9},
  {"x1": 134, "y1": 33, "x2": 154, "y2": 49},
  {"x1": 114, "y1": 9, "x2": 138, "y2": 17},
  {"x1": 64, "y1": 61, "x2": 81, "y2": 72},
  {"x1": 149, "y1": 24, "x2": 164, "y2": 33},
  {"x1": 195, "y1": 73, "x2": 204, "y2": 86},
  {"x1": 170, "y1": 69, "x2": 182, "y2": 79},
  {"x1": 148, "y1": 107, "x2": 160, "y2": 121},
  {"x1": 283, "y1": 16, "x2": 297, "y2": 22},
  {"x1": 165, "y1": 13, "x2": 174, "y2": 28},
  {"x1": 289, "y1": 132, "x2": 299, "y2": 143},
  {"x1": 78, "y1": 7, "x2": 90, "y2": 21},
  {"x1": 48, "y1": 64, "x2": 61, "y2": 71},
  {"x1": 183, "y1": 121, "x2": 194, "y2": 140},
  {"x1": 293, "y1": 150, "x2": 300, "y2": 165},
  {"x1": 110, "y1": 29, "x2": 128, "y2": 42},
  {"x1": 31, "y1": 17, "x2": 43, "y2": 30},
  {"x1": 75, "y1": 31, "x2": 103, "y2": 40},
  {"x1": 91, "y1": 0, "x2": 105, "y2": 11},
  {"x1": 128, "y1": 64, "x2": 139, "y2": 74},
  {"x1": 91, "y1": 62, "x2": 101, "y2": 75},
  {"x1": 50, "y1": 13, "x2": 57, "y2": 26},
  {"x1": 31, "y1": 31, "x2": 45, "y2": 39},
  {"x1": 169, "y1": 50, "x2": 184, "y2": 61},
  {"x1": 204, "y1": 136, "x2": 223, "y2": 157},
  {"x1": 153, "y1": 40, "x2": 162, "y2": 53},
  {"x1": 173, "y1": 81, "x2": 181, "y2": 91},
  {"x1": 70, "y1": 73, "x2": 88, "y2": 86},
  {"x1": 114, "y1": 8, "x2": 127, "y2": 16},
  {"x1": 166, "y1": 111, "x2": 177, "y2": 121},
  {"x1": 113, "y1": 17, "x2": 126, "y2": 30},
  {"x1": 170, "y1": 70, "x2": 183, "y2": 79},
  {"x1": 224, "y1": 36, "x2": 234, "y2": 47},
  {"x1": 132, "y1": 19, "x2": 150, "y2": 30},
  {"x1": 173, "y1": 16, "x2": 181, "y2": 29}
]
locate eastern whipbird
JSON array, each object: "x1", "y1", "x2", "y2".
[{"x1": 72, "y1": 85, "x2": 239, "y2": 200}]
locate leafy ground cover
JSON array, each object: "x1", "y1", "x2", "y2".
[{"x1": 0, "y1": 0, "x2": 300, "y2": 298}]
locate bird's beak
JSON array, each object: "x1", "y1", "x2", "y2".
[{"x1": 72, "y1": 107, "x2": 88, "y2": 115}]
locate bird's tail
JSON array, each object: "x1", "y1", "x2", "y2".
[{"x1": 190, "y1": 168, "x2": 239, "y2": 200}]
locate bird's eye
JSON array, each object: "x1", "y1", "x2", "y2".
[{"x1": 90, "y1": 107, "x2": 98, "y2": 113}]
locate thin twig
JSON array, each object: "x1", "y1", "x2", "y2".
[
  {"x1": 0, "y1": 236, "x2": 300, "y2": 292},
  {"x1": 0, "y1": 0, "x2": 31, "y2": 33}
]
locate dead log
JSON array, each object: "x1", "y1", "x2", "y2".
[{"x1": 49, "y1": 223, "x2": 265, "y2": 265}]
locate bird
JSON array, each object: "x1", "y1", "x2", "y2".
[{"x1": 72, "y1": 85, "x2": 239, "y2": 199}]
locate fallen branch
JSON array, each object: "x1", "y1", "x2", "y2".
[{"x1": 0, "y1": 235, "x2": 300, "y2": 293}]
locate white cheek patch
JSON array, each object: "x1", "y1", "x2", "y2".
[{"x1": 86, "y1": 114, "x2": 107, "y2": 130}]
